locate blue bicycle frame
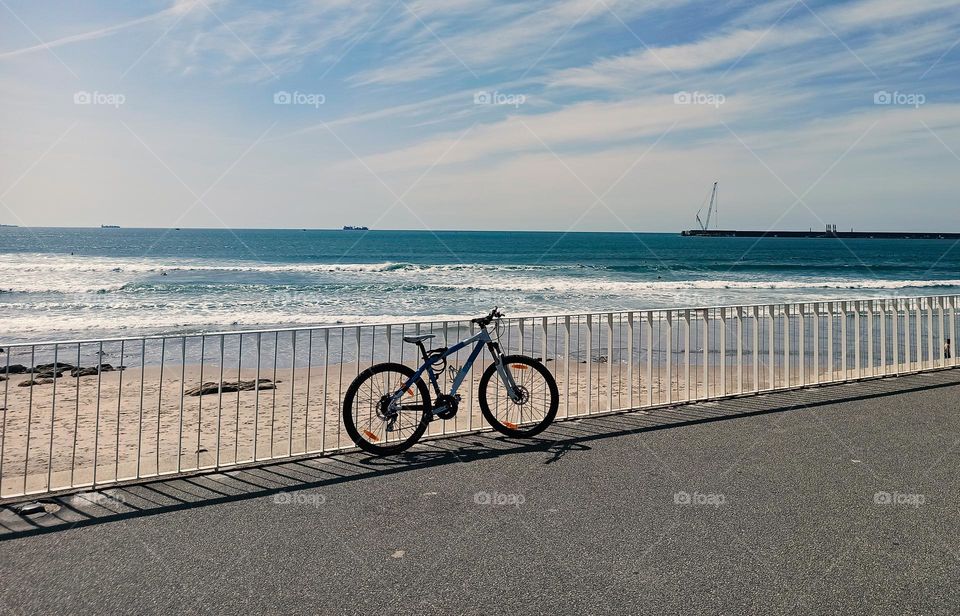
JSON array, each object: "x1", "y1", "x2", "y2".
[{"x1": 393, "y1": 326, "x2": 521, "y2": 415}]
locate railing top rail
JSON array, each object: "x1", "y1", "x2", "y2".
[{"x1": 2, "y1": 293, "x2": 955, "y2": 349}]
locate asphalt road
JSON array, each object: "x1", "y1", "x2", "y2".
[{"x1": 2, "y1": 371, "x2": 959, "y2": 615}]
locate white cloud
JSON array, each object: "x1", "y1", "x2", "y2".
[
  {"x1": 546, "y1": 0, "x2": 960, "y2": 90},
  {"x1": 330, "y1": 93, "x2": 792, "y2": 174}
]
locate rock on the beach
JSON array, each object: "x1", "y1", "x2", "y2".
[
  {"x1": 18, "y1": 378, "x2": 55, "y2": 387},
  {"x1": 69, "y1": 364, "x2": 124, "y2": 378},
  {"x1": 185, "y1": 379, "x2": 276, "y2": 397},
  {"x1": 71, "y1": 367, "x2": 100, "y2": 377},
  {"x1": 35, "y1": 368, "x2": 68, "y2": 379},
  {"x1": 35, "y1": 362, "x2": 75, "y2": 372}
]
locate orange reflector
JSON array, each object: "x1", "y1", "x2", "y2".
[
  {"x1": 510, "y1": 364, "x2": 529, "y2": 370},
  {"x1": 362, "y1": 430, "x2": 380, "y2": 442},
  {"x1": 404, "y1": 387, "x2": 415, "y2": 397},
  {"x1": 503, "y1": 421, "x2": 518, "y2": 429}
]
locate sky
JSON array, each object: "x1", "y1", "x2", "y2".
[{"x1": 1, "y1": 0, "x2": 959, "y2": 232}]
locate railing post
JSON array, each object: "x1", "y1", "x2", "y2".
[
  {"x1": 321, "y1": 328, "x2": 329, "y2": 453},
  {"x1": 915, "y1": 299, "x2": 923, "y2": 371},
  {"x1": 627, "y1": 312, "x2": 634, "y2": 409},
  {"x1": 645, "y1": 312, "x2": 654, "y2": 406},
  {"x1": 666, "y1": 311, "x2": 673, "y2": 404},
  {"x1": 564, "y1": 316, "x2": 571, "y2": 418},
  {"x1": 879, "y1": 300, "x2": 887, "y2": 375},
  {"x1": 541, "y1": 316, "x2": 548, "y2": 369},
  {"x1": 783, "y1": 304, "x2": 790, "y2": 388},
  {"x1": 767, "y1": 304, "x2": 775, "y2": 390},
  {"x1": 827, "y1": 302, "x2": 834, "y2": 381},
  {"x1": 683, "y1": 309, "x2": 691, "y2": 400},
  {"x1": 866, "y1": 301, "x2": 874, "y2": 377},
  {"x1": 606, "y1": 312, "x2": 613, "y2": 411},
  {"x1": 216, "y1": 334, "x2": 224, "y2": 466},
  {"x1": 813, "y1": 303, "x2": 820, "y2": 384},
  {"x1": 702, "y1": 309, "x2": 709, "y2": 399},
  {"x1": 586, "y1": 314, "x2": 593, "y2": 414},
  {"x1": 736, "y1": 306, "x2": 743, "y2": 394},
  {"x1": 840, "y1": 301, "x2": 848, "y2": 380},
  {"x1": 798, "y1": 305, "x2": 805, "y2": 386},
  {"x1": 854, "y1": 301, "x2": 862, "y2": 378},
  {"x1": 926, "y1": 297, "x2": 934, "y2": 370},
  {"x1": 177, "y1": 338, "x2": 185, "y2": 471},
  {"x1": 938, "y1": 297, "x2": 946, "y2": 367},
  {"x1": 720, "y1": 308, "x2": 727, "y2": 396},
  {"x1": 47, "y1": 343, "x2": 59, "y2": 491},
  {"x1": 951, "y1": 296, "x2": 957, "y2": 367},
  {"x1": 288, "y1": 331, "x2": 296, "y2": 455},
  {"x1": 903, "y1": 298, "x2": 911, "y2": 372},
  {"x1": 752, "y1": 306, "x2": 760, "y2": 392},
  {"x1": 889, "y1": 299, "x2": 897, "y2": 374}
]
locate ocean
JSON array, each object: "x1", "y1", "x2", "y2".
[{"x1": 1, "y1": 227, "x2": 958, "y2": 343}]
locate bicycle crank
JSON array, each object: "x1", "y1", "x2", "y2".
[{"x1": 433, "y1": 394, "x2": 461, "y2": 420}]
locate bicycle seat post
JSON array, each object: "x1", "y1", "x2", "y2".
[{"x1": 416, "y1": 341, "x2": 430, "y2": 363}]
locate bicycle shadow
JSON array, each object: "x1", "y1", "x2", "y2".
[{"x1": 2, "y1": 369, "x2": 958, "y2": 540}]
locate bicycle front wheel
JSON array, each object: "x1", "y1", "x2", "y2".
[
  {"x1": 343, "y1": 363, "x2": 431, "y2": 455},
  {"x1": 479, "y1": 355, "x2": 558, "y2": 438}
]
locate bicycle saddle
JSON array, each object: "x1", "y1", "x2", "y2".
[{"x1": 402, "y1": 334, "x2": 436, "y2": 344}]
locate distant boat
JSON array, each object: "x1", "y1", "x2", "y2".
[
  {"x1": 342, "y1": 225, "x2": 369, "y2": 231},
  {"x1": 101, "y1": 224, "x2": 120, "y2": 229}
]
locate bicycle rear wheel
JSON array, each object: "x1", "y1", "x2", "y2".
[
  {"x1": 479, "y1": 355, "x2": 558, "y2": 438},
  {"x1": 343, "y1": 363, "x2": 431, "y2": 455}
]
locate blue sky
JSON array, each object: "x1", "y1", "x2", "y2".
[{"x1": 1, "y1": 0, "x2": 959, "y2": 231}]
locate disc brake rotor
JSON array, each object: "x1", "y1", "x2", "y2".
[{"x1": 513, "y1": 385, "x2": 530, "y2": 405}]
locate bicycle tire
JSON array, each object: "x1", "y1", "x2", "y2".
[
  {"x1": 478, "y1": 355, "x2": 558, "y2": 438},
  {"x1": 343, "y1": 362, "x2": 432, "y2": 455}
]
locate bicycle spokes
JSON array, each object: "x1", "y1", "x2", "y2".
[{"x1": 344, "y1": 364, "x2": 430, "y2": 453}]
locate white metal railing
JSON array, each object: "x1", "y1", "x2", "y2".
[{"x1": 1, "y1": 294, "x2": 957, "y2": 501}]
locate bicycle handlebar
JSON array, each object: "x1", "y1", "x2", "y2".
[{"x1": 471, "y1": 307, "x2": 503, "y2": 327}]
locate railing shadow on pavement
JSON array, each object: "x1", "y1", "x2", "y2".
[{"x1": 2, "y1": 369, "x2": 958, "y2": 541}]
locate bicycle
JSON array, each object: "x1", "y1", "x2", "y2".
[{"x1": 343, "y1": 308, "x2": 559, "y2": 455}]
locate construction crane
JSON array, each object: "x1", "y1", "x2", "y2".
[{"x1": 696, "y1": 181, "x2": 719, "y2": 231}]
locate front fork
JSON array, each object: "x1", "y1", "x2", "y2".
[{"x1": 488, "y1": 341, "x2": 523, "y2": 403}]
